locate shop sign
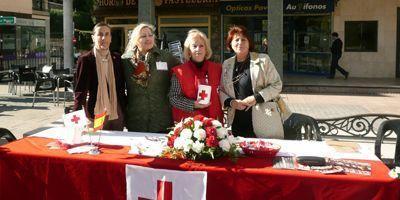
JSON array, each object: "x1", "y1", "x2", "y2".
[
  {"x1": 221, "y1": 0, "x2": 334, "y2": 15},
  {"x1": 16, "y1": 18, "x2": 46, "y2": 27},
  {"x1": 0, "y1": 16, "x2": 16, "y2": 25},
  {"x1": 96, "y1": 0, "x2": 219, "y2": 7},
  {"x1": 156, "y1": 0, "x2": 219, "y2": 6},
  {"x1": 96, "y1": 0, "x2": 137, "y2": 7},
  {"x1": 284, "y1": 0, "x2": 334, "y2": 14},
  {"x1": 221, "y1": 1, "x2": 267, "y2": 15}
]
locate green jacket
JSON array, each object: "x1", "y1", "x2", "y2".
[{"x1": 121, "y1": 47, "x2": 180, "y2": 132}]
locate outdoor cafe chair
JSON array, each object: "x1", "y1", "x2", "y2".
[
  {"x1": 375, "y1": 119, "x2": 400, "y2": 168},
  {"x1": 36, "y1": 65, "x2": 54, "y2": 79},
  {"x1": 32, "y1": 71, "x2": 57, "y2": 107},
  {"x1": 52, "y1": 68, "x2": 73, "y2": 105},
  {"x1": 283, "y1": 113, "x2": 322, "y2": 141},
  {"x1": 63, "y1": 79, "x2": 74, "y2": 109},
  {"x1": 15, "y1": 66, "x2": 36, "y2": 96},
  {"x1": 0, "y1": 128, "x2": 17, "y2": 145}
]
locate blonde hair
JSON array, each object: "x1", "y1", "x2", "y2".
[
  {"x1": 124, "y1": 22, "x2": 156, "y2": 54},
  {"x1": 183, "y1": 29, "x2": 212, "y2": 61}
]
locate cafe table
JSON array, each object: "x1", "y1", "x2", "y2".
[{"x1": 0, "y1": 128, "x2": 399, "y2": 200}]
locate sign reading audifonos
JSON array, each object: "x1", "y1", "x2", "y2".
[
  {"x1": 221, "y1": 0, "x2": 334, "y2": 15},
  {"x1": 284, "y1": 0, "x2": 334, "y2": 14}
]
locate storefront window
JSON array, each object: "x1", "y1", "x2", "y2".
[
  {"x1": 21, "y1": 26, "x2": 46, "y2": 58},
  {"x1": 0, "y1": 26, "x2": 16, "y2": 60},
  {"x1": 284, "y1": 15, "x2": 331, "y2": 75},
  {"x1": 344, "y1": 21, "x2": 378, "y2": 52}
]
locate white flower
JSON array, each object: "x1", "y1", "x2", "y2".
[
  {"x1": 192, "y1": 141, "x2": 205, "y2": 153},
  {"x1": 394, "y1": 167, "x2": 400, "y2": 174},
  {"x1": 180, "y1": 128, "x2": 193, "y2": 139},
  {"x1": 173, "y1": 137, "x2": 185, "y2": 149},
  {"x1": 193, "y1": 129, "x2": 206, "y2": 141},
  {"x1": 174, "y1": 122, "x2": 183, "y2": 131},
  {"x1": 193, "y1": 120, "x2": 203, "y2": 130},
  {"x1": 216, "y1": 127, "x2": 228, "y2": 139},
  {"x1": 218, "y1": 139, "x2": 231, "y2": 152},
  {"x1": 227, "y1": 135, "x2": 237, "y2": 144},
  {"x1": 182, "y1": 139, "x2": 193, "y2": 153},
  {"x1": 167, "y1": 130, "x2": 174, "y2": 136},
  {"x1": 183, "y1": 117, "x2": 193, "y2": 124},
  {"x1": 212, "y1": 120, "x2": 222, "y2": 128}
]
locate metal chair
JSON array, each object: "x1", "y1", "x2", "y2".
[
  {"x1": 283, "y1": 113, "x2": 322, "y2": 141},
  {"x1": 0, "y1": 128, "x2": 17, "y2": 145},
  {"x1": 63, "y1": 79, "x2": 74, "y2": 109},
  {"x1": 375, "y1": 119, "x2": 400, "y2": 168},
  {"x1": 15, "y1": 66, "x2": 36, "y2": 96},
  {"x1": 53, "y1": 68, "x2": 73, "y2": 105},
  {"x1": 32, "y1": 72, "x2": 57, "y2": 107}
]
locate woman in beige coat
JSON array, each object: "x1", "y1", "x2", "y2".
[{"x1": 219, "y1": 25, "x2": 291, "y2": 138}]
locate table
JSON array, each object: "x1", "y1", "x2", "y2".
[{"x1": 1, "y1": 131, "x2": 399, "y2": 200}]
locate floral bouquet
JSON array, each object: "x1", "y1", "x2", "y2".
[
  {"x1": 162, "y1": 115, "x2": 239, "y2": 160},
  {"x1": 389, "y1": 167, "x2": 400, "y2": 179}
]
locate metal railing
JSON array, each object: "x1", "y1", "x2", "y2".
[
  {"x1": 316, "y1": 114, "x2": 400, "y2": 139},
  {"x1": 1, "y1": 57, "x2": 63, "y2": 71}
]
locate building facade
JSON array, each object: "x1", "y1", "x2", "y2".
[
  {"x1": 0, "y1": 0, "x2": 50, "y2": 71},
  {"x1": 334, "y1": 0, "x2": 400, "y2": 78},
  {"x1": 93, "y1": 0, "x2": 400, "y2": 78}
]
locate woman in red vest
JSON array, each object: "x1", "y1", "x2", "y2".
[{"x1": 169, "y1": 29, "x2": 223, "y2": 122}]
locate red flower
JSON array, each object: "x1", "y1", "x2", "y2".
[
  {"x1": 205, "y1": 127, "x2": 217, "y2": 137},
  {"x1": 206, "y1": 135, "x2": 218, "y2": 147},
  {"x1": 184, "y1": 120, "x2": 193, "y2": 128},
  {"x1": 173, "y1": 127, "x2": 182, "y2": 136},
  {"x1": 193, "y1": 114, "x2": 205, "y2": 121},
  {"x1": 168, "y1": 135, "x2": 177, "y2": 147},
  {"x1": 203, "y1": 118, "x2": 214, "y2": 127}
]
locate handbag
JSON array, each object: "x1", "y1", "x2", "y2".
[{"x1": 275, "y1": 95, "x2": 292, "y2": 122}]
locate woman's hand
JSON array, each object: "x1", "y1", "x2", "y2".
[
  {"x1": 241, "y1": 96, "x2": 257, "y2": 111},
  {"x1": 231, "y1": 99, "x2": 247, "y2": 110},
  {"x1": 194, "y1": 101, "x2": 211, "y2": 109}
]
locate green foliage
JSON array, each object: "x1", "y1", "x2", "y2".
[
  {"x1": 73, "y1": 0, "x2": 95, "y2": 13},
  {"x1": 50, "y1": 9, "x2": 63, "y2": 38},
  {"x1": 49, "y1": 0, "x2": 95, "y2": 50}
]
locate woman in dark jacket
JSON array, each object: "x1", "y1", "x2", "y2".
[
  {"x1": 74, "y1": 22, "x2": 126, "y2": 131},
  {"x1": 121, "y1": 23, "x2": 180, "y2": 133}
]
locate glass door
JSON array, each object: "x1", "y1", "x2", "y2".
[{"x1": 284, "y1": 15, "x2": 331, "y2": 75}]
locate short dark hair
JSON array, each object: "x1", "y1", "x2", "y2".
[
  {"x1": 225, "y1": 25, "x2": 254, "y2": 52},
  {"x1": 331, "y1": 32, "x2": 339, "y2": 37},
  {"x1": 92, "y1": 22, "x2": 111, "y2": 34}
]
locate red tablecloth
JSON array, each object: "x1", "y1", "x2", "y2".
[{"x1": 1, "y1": 137, "x2": 399, "y2": 200}]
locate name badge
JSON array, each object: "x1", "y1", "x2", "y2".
[{"x1": 156, "y1": 62, "x2": 168, "y2": 70}]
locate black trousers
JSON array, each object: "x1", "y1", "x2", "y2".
[{"x1": 330, "y1": 55, "x2": 348, "y2": 77}]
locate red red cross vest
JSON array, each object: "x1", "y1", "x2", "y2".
[{"x1": 171, "y1": 60, "x2": 223, "y2": 122}]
